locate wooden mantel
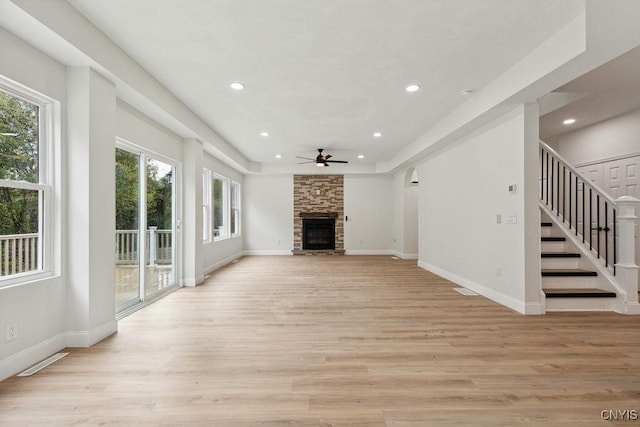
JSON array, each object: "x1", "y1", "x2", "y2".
[{"x1": 299, "y1": 212, "x2": 338, "y2": 218}]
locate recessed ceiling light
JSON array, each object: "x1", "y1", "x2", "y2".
[
  {"x1": 260, "y1": 131, "x2": 269, "y2": 137},
  {"x1": 563, "y1": 118, "x2": 576, "y2": 125},
  {"x1": 373, "y1": 132, "x2": 382, "y2": 138},
  {"x1": 357, "y1": 154, "x2": 365, "y2": 159},
  {"x1": 275, "y1": 154, "x2": 282, "y2": 159},
  {"x1": 406, "y1": 84, "x2": 420, "y2": 93},
  {"x1": 230, "y1": 82, "x2": 245, "y2": 90}
]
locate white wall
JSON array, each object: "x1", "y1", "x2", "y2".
[
  {"x1": 557, "y1": 108, "x2": 640, "y2": 165},
  {"x1": 202, "y1": 153, "x2": 244, "y2": 271},
  {"x1": 243, "y1": 174, "x2": 293, "y2": 255},
  {"x1": 344, "y1": 175, "x2": 394, "y2": 254},
  {"x1": 117, "y1": 101, "x2": 183, "y2": 161},
  {"x1": 391, "y1": 170, "x2": 419, "y2": 259},
  {"x1": 403, "y1": 184, "x2": 419, "y2": 258},
  {"x1": 417, "y1": 105, "x2": 541, "y2": 314},
  {"x1": 0, "y1": 27, "x2": 68, "y2": 380}
]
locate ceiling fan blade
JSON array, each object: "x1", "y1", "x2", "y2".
[
  {"x1": 297, "y1": 161, "x2": 315, "y2": 164},
  {"x1": 325, "y1": 160, "x2": 348, "y2": 163},
  {"x1": 296, "y1": 156, "x2": 315, "y2": 161}
]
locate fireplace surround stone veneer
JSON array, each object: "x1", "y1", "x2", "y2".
[{"x1": 293, "y1": 175, "x2": 344, "y2": 252}]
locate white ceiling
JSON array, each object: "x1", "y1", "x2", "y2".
[
  {"x1": 68, "y1": 0, "x2": 586, "y2": 167},
  {"x1": 540, "y1": 45, "x2": 640, "y2": 142}
]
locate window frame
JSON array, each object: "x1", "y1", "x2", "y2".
[
  {"x1": 213, "y1": 173, "x2": 229, "y2": 241},
  {"x1": 0, "y1": 79, "x2": 55, "y2": 288},
  {"x1": 230, "y1": 181, "x2": 241, "y2": 237},
  {"x1": 202, "y1": 168, "x2": 212, "y2": 243}
]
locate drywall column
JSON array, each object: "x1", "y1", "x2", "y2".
[
  {"x1": 182, "y1": 138, "x2": 204, "y2": 286},
  {"x1": 615, "y1": 196, "x2": 639, "y2": 313},
  {"x1": 66, "y1": 67, "x2": 117, "y2": 346},
  {"x1": 523, "y1": 103, "x2": 543, "y2": 314},
  {"x1": 403, "y1": 184, "x2": 419, "y2": 259}
]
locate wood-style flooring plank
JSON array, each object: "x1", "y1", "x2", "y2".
[{"x1": 1, "y1": 255, "x2": 639, "y2": 426}]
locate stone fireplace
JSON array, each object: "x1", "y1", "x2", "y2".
[{"x1": 293, "y1": 175, "x2": 344, "y2": 253}]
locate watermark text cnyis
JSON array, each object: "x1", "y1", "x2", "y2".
[{"x1": 600, "y1": 409, "x2": 638, "y2": 421}]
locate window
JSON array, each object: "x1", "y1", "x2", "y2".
[
  {"x1": 213, "y1": 174, "x2": 228, "y2": 240},
  {"x1": 0, "y1": 82, "x2": 53, "y2": 285},
  {"x1": 231, "y1": 181, "x2": 241, "y2": 236},
  {"x1": 202, "y1": 168, "x2": 211, "y2": 242}
]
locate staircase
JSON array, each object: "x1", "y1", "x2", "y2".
[
  {"x1": 539, "y1": 141, "x2": 639, "y2": 313},
  {"x1": 540, "y1": 215, "x2": 618, "y2": 311}
]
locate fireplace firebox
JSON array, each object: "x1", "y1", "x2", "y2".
[{"x1": 302, "y1": 218, "x2": 336, "y2": 250}]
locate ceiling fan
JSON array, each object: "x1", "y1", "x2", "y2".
[{"x1": 297, "y1": 149, "x2": 349, "y2": 167}]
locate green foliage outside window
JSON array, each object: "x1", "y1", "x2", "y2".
[{"x1": 0, "y1": 91, "x2": 39, "y2": 235}]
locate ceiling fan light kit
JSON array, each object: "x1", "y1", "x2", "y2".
[{"x1": 297, "y1": 149, "x2": 349, "y2": 167}]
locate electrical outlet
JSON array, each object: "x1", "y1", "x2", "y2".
[{"x1": 6, "y1": 322, "x2": 18, "y2": 342}]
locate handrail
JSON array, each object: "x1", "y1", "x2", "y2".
[
  {"x1": 115, "y1": 229, "x2": 172, "y2": 265},
  {"x1": 539, "y1": 140, "x2": 617, "y2": 274},
  {"x1": 540, "y1": 141, "x2": 616, "y2": 205}
]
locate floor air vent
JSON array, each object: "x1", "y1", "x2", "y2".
[
  {"x1": 454, "y1": 288, "x2": 478, "y2": 296},
  {"x1": 18, "y1": 353, "x2": 68, "y2": 377}
]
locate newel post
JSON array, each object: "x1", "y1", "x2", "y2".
[
  {"x1": 148, "y1": 226, "x2": 158, "y2": 266},
  {"x1": 615, "y1": 196, "x2": 639, "y2": 310}
]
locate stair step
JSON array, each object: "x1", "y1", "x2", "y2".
[
  {"x1": 541, "y1": 236, "x2": 566, "y2": 242},
  {"x1": 543, "y1": 288, "x2": 617, "y2": 298},
  {"x1": 541, "y1": 222, "x2": 553, "y2": 227},
  {"x1": 541, "y1": 269, "x2": 597, "y2": 277},
  {"x1": 541, "y1": 252, "x2": 581, "y2": 258}
]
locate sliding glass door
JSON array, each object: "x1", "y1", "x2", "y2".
[
  {"x1": 115, "y1": 145, "x2": 177, "y2": 314},
  {"x1": 144, "y1": 157, "x2": 175, "y2": 299}
]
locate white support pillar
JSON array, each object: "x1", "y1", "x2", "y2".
[
  {"x1": 615, "y1": 196, "x2": 639, "y2": 313},
  {"x1": 182, "y1": 138, "x2": 204, "y2": 286},
  {"x1": 66, "y1": 67, "x2": 118, "y2": 344}
]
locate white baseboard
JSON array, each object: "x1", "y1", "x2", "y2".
[
  {"x1": 417, "y1": 261, "x2": 542, "y2": 315},
  {"x1": 204, "y1": 252, "x2": 244, "y2": 275},
  {"x1": 0, "y1": 332, "x2": 67, "y2": 381},
  {"x1": 391, "y1": 250, "x2": 419, "y2": 260},
  {"x1": 344, "y1": 250, "x2": 394, "y2": 256},
  {"x1": 183, "y1": 274, "x2": 205, "y2": 287},
  {"x1": 242, "y1": 250, "x2": 293, "y2": 256},
  {"x1": 67, "y1": 318, "x2": 118, "y2": 348},
  {"x1": 615, "y1": 302, "x2": 640, "y2": 315}
]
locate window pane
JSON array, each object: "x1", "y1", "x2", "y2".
[
  {"x1": 202, "y1": 169, "x2": 211, "y2": 242},
  {"x1": 146, "y1": 158, "x2": 174, "y2": 298},
  {"x1": 0, "y1": 91, "x2": 39, "y2": 183},
  {"x1": 213, "y1": 176, "x2": 227, "y2": 239},
  {"x1": 115, "y1": 148, "x2": 140, "y2": 310},
  {"x1": 231, "y1": 182, "x2": 240, "y2": 236},
  {"x1": 0, "y1": 187, "x2": 40, "y2": 276}
]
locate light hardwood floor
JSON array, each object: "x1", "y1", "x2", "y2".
[{"x1": 1, "y1": 256, "x2": 639, "y2": 426}]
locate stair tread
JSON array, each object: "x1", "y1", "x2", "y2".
[
  {"x1": 541, "y1": 252, "x2": 581, "y2": 258},
  {"x1": 541, "y1": 236, "x2": 566, "y2": 242},
  {"x1": 543, "y1": 288, "x2": 617, "y2": 298},
  {"x1": 541, "y1": 269, "x2": 597, "y2": 277}
]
